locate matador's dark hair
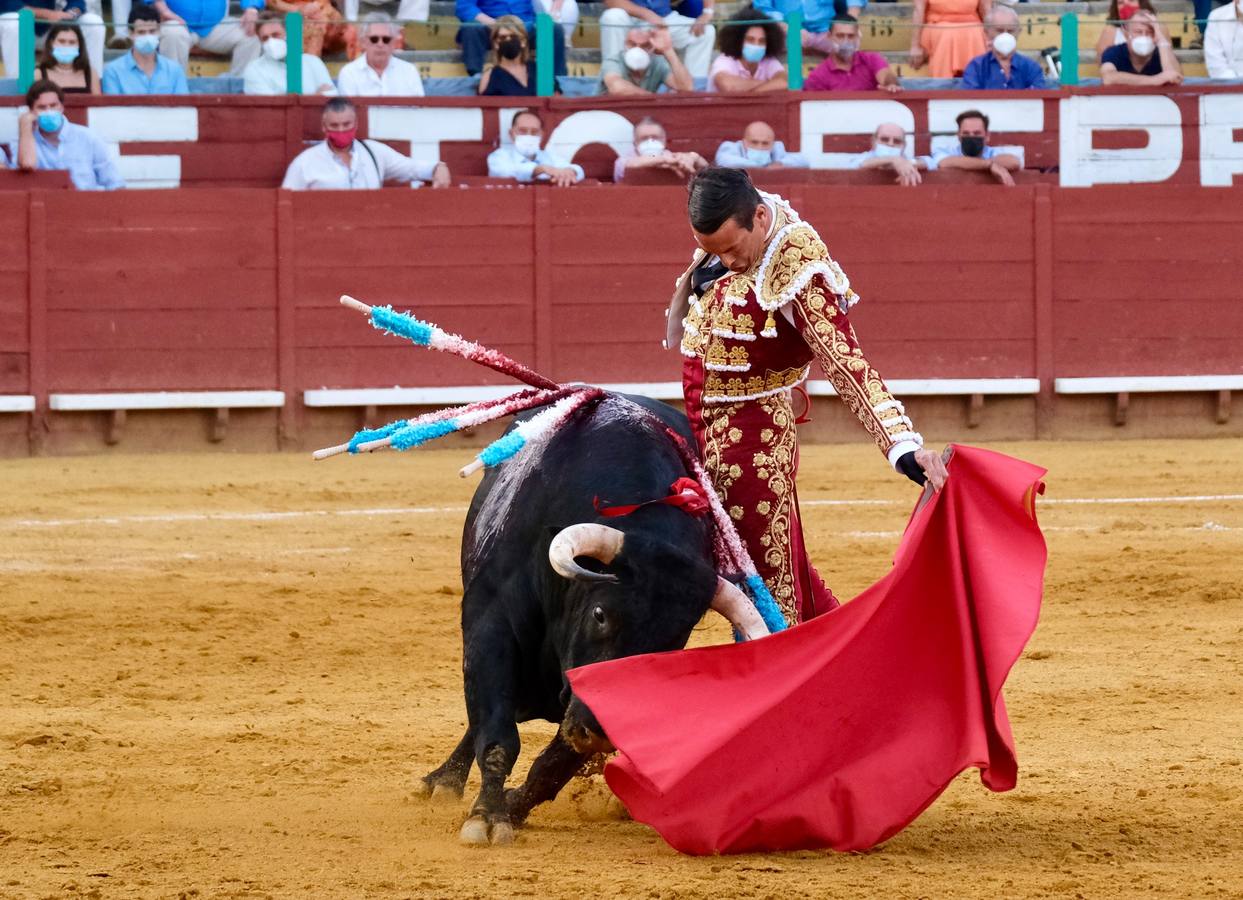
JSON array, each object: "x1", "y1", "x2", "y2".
[{"x1": 687, "y1": 167, "x2": 761, "y2": 234}]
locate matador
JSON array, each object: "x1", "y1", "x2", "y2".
[{"x1": 667, "y1": 168, "x2": 950, "y2": 626}]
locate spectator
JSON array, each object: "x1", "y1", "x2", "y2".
[
  {"x1": 486, "y1": 108, "x2": 583, "y2": 185},
  {"x1": 268, "y1": 0, "x2": 352, "y2": 59},
  {"x1": 848, "y1": 122, "x2": 933, "y2": 186},
  {"x1": 9, "y1": 79, "x2": 123, "y2": 190},
  {"x1": 1100, "y1": 10, "x2": 1182, "y2": 85},
  {"x1": 343, "y1": 0, "x2": 429, "y2": 33},
  {"x1": 931, "y1": 108, "x2": 1021, "y2": 186},
  {"x1": 1, "y1": 0, "x2": 104, "y2": 79},
  {"x1": 102, "y1": 5, "x2": 189, "y2": 94},
  {"x1": 598, "y1": 0, "x2": 715, "y2": 79},
  {"x1": 532, "y1": 0, "x2": 578, "y2": 46},
  {"x1": 961, "y1": 6, "x2": 1045, "y2": 89},
  {"x1": 752, "y1": 0, "x2": 866, "y2": 56},
  {"x1": 1094, "y1": 0, "x2": 1158, "y2": 60},
  {"x1": 36, "y1": 23, "x2": 99, "y2": 93},
  {"x1": 909, "y1": 0, "x2": 986, "y2": 79},
  {"x1": 478, "y1": 15, "x2": 536, "y2": 95},
  {"x1": 708, "y1": 5, "x2": 786, "y2": 93},
  {"x1": 337, "y1": 13, "x2": 425, "y2": 95},
  {"x1": 244, "y1": 13, "x2": 335, "y2": 94},
  {"x1": 283, "y1": 97, "x2": 451, "y2": 189},
  {"x1": 1204, "y1": 0, "x2": 1243, "y2": 78},
  {"x1": 599, "y1": 25, "x2": 693, "y2": 94},
  {"x1": 715, "y1": 121, "x2": 809, "y2": 169},
  {"x1": 456, "y1": 0, "x2": 566, "y2": 78},
  {"x1": 614, "y1": 116, "x2": 707, "y2": 181},
  {"x1": 147, "y1": 0, "x2": 263, "y2": 75},
  {"x1": 803, "y1": 14, "x2": 899, "y2": 92}
]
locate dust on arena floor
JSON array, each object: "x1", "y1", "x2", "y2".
[{"x1": 1, "y1": 439, "x2": 1241, "y2": 899}]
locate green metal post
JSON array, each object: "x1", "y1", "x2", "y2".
[
  {"x1": 286, "y1": 12, "x2": 304, "y2": 95},
  {"x1": 18, "y1": 8, "x2": 35, "y2": 93},
  {"x1": 785, "y1": 10, "x2": 803, "y2": 90},
  {"x1": 535, "y1": 13, "x2": 554, "y2": 97},
  {"x1": 1060, "y1": 12, "x2": 1079, "y2": 86}
]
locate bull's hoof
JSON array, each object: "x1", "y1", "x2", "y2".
[
  {"x1": 430, "y1": 783, "x2": 462, "y2": 802},
  {"x1": 489, "y1": 821, "x2": 516, "y2": 846},
  {"x1": 459, "y1": 815, "x2": 490, "y2": 845},
  {"x1": 420, "y1": 775, "x2": 464, "y2": 801}
]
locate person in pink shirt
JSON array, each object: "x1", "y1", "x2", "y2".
[
  {"x1": 708, "y1": 5, "x2": 787, "y2": 92},
  {"x1": 803, "y1": 14, "x2": 902, "y2": 92}
]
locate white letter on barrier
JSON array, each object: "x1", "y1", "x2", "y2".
[
  {"x1": 85, "y1": 106, "x2": 198, "y2": 189},
  {"x1": 798, "y1": 100, "x2": 914, "y2": 168},
  {"x1": 367, "y1": 107, "x2": 484, "y2": 165},
  {"x1": 547, "y1": 110, "x2": 636, "y2": 163},
  {"x1": 1058, "y1": 95, "x2": 1182, "y2": 187},
  {"x1": 1200, "y1": 93, "x2": 1243, "y2": 187}
]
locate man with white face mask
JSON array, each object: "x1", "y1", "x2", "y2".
[
  {"x1": 961, "y1": 6, "x2": 1047, "y2": 89},
  {"x1": 715, "y1": 121, "x2": 809, "y2": 171},
  {"x1": 1100, "y1": 10, "x2": 1182, "y2": 85},
  {"x1": 1204, "y1": 0, "x2": 1243, "y2": 78},
  {"x1": 242, "y1": 13, "x2": 335, "y2": 95},
  {"x1": 487, "y1": 108, "x2": 583, "y2": 186},
  {"x1": 848, "y1": 122, "x2": 934, "y2": 187},
  {"x1": 613, "y1": 116, "x2": 707, "y2": 182},
  {"x1": 599, "y1": 25, "x2": 693, "y2": 95}
]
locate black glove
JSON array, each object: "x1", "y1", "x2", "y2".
[{"x1": 897, "y1": 451, "x2": 926, "y2": 487}]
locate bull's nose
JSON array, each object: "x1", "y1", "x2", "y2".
[{"x1": 559, "y1": 718, "x2": 614, "y2": 755}]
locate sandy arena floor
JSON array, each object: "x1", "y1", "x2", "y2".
[{"x1": 2, "y1": 439, "x2": 1242, "y2": 899}]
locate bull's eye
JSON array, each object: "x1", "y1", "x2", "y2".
[{"x1": 592, "y1": 605, "x2": 606, "y2": 626}]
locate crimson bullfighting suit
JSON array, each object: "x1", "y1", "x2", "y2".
[{"x1": 667, "y1": 192, "x2": 925, "y2": 626}]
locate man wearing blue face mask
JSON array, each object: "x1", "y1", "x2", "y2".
[
  {"x1": 102, "y1": 6, "x2": 189, "y2": 94},
  {"x1": 849, "y1": 122, "x2": 935, "y2": 187},
  {"x1": 714, "y1": 121, "x2": 809, "y2": 171},
  {"x1": 12, "y1": 80, "x2": 124, "y2": 190}
]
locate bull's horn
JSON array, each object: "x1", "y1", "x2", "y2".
[
  {"x1": 548, "y1": 524, "x2": 625, "y2": 583},
  {"x1": 711, "y1": 577, "x2": 770, "y2": 642}
]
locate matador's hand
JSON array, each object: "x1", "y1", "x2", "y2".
[{"x1": 914, "y1": 447, "x2": 949, "y2": 492}]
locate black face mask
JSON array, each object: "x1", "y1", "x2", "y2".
[
  {"x1": 497, "y1": 37, "x2": 522, "y2": 60},
  {"x1": 960, "y1": 135, "x2": 986, "y2": 158}
]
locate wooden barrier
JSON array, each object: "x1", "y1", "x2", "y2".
[{"x1": 1, "y1": 182, "x2": 1241, "y2": 455}]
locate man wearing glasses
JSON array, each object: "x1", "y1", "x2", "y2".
[{"x1": 337, "y1": 12, "x2": 425, "y2": 96}]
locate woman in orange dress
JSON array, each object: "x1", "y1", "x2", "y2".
[
  {"x1": 268, "y1": 0, "x2": 356, "y2": 58},
  {"x1": 909, "y1": 0, "x2": 990, "y2": 79}
]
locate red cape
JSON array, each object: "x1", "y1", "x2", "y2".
[{"x1": 566, "y1": 445, "x2": 1047, "y2": 854}]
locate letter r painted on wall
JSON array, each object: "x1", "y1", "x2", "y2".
[{"x1": 1058, "y1": 95, "x2": 1183, "y2": 187}]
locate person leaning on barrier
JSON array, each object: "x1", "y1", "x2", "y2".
[
  {"x1": 707, "y1": 5, "x2": 786, "y2": 93},
  {"x1": 614, "y1": 116, "x2": 707, "y2": 182},
  {"x1": 961, "y1": 6, "x2": 1045, "y2": 89},
  {"x1": 598, "y1": 25, "x2": 693, "y2": 94},
  {"x1": 102, "y1": 5, "x2": 189, "y2": 94},
  {"x1": 145, "y1": 0, "x2": 263, "y2": 76},
  {"x1": 478, "y1": 14, "x2": 537, "y2": 95},
  {"x1": 36, "y1": 22, "x2": 99, "y2": 93},
  {"x1": 1204, "y1": 0, "x2": 1243, "y2": 79},
  {"x1": 1099, "y1": 10, "x2": 1182, "y2": 85},
  {"x1": 243, "y1": 11, "x2": 336, "y2": 95},
  {"x1": 283, "y1": 97, "x2": 451, "y2": 190},
  {"x1": 487, "y1": 107, "x2": 583, "y2": 186},
  {"x1": 802, "y1": 15, "x2": 900, "y2": 92},
  {"x1": 848, "y1": 123, "x2": 934, "y2": 187},
  {"x1": 715, "y1": 121, "x2": 809, "y2": 171},
  {"x1": 599, "y1": 0, "x2": 715, "y2": 80},
  {"x1": 336, "y1": 13, "x2": 425, "y2": 96},
  {"x1": 931, "y1": 108, "x2": 1021, "y2": 187},
  {"x1": 10, "y1": 79, "x2": 124, "y2": 190},
  {"x1": 0, "y1": 0, "x2": 104, "y2": 80}
]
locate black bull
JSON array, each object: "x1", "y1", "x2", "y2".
[{"x1": 419, "y1": 392, "x2": 728, "y2": 845}]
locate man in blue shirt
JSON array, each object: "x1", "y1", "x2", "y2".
[
  {"x1": 1, "y1": 0, "x2": 105, "y2": 78},
  {"x1": 931, "y1": 108, "x2": 1023, "y2": 187},
  {"x1": 752, "y1": 0, "x2": 866, "y2": 55},
  {"x1": 11, "y1": 80, "x2": 124, "y2": 190},
  {"x1": 102, "y1": 6, "x2": 190, "y2": 94},
  {"x1": 456, "y1": 0, "x2": 565, "y2": 77},
  {"x1": 144, "y1": 0, "x2": 263, "y2": 75},
  {"x1": 961, "y1": 6, "x2": 1047, "y2": 90}
]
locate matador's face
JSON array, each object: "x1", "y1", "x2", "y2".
[{"x1": 692, "y1": 201, "x2": 772, "y2": 274}]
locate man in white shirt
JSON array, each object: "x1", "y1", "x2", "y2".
[
  {"x1": 282, "y1": 97, "x2": 451, "y2": 190},
  {"x1": 335, "y1": 13, "x2": 425, "y2": 97},
  {"x1": 486, "y1": 108, "x2": 583, "y2": 186},
  {"x1": 243, "y1": 13, "x2": 335, "y2": 95},
  {"x1": 1205, "y1": 0, "x2": 1243, "y2": 79}
]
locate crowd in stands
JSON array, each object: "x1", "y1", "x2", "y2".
[{"x1": 2, "y1": 0, "x2": 1241, "y2": 189}]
